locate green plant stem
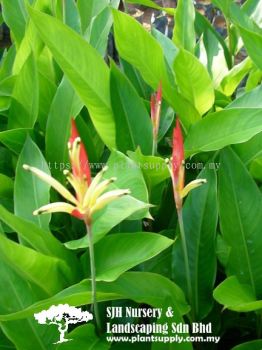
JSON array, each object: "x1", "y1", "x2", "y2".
[
  {"x1": 152, "y1": 137, "x2": 157, "y2": 156},
  {"x1": 226, "y1": 18, "x2": 233, "y2": 68},
  {"x1": 86, "y1": 223, "x2": 101, "y2": 332},
  {"x1": 177, "y1": 208, "x2": 194, "y2": 319}
]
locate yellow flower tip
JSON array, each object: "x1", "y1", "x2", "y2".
[
  {"x1": 165, "y1": 158, "x2": 170, "y2": 164},
  {"x1": 33, "y1": 209, "x2": 40, "y2": 216},
  {"x1": 23, "y1": 164, "x2": 30, "y2": 171},
  {"x1": 102, "y1": 165, "x2": 109, "y2": 173},
  {"x1": 110, "y1": 177, "x2": 117, "y2": 183}
]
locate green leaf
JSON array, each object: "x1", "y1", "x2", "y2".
[
  {"x1": 219, "y1": 57, "x2": 253, "y2": 96},
  {"x1": 46, "y1": 76, "x2": 83, "y2": 181},
  {"x1": 87, "y1": 6, "x2": 113, "y2": 56},
  {"x1": 173, "y1": 0, "x2": 195, "y2": 54},
  {"x1": 8, "y1": 53, "x2": 38, "y2": 129},
  {"x1": 218, "y1": 148, "x2": 262, "y2": 298},
  {"x1": 237, "y1": 25, "x2": 262, "y2": 71},
  {"x1": 110, "y1": 62, "x2": 153, "y2": 154},
  {"x1": 0, "y1": 173, "x2": 13, "y2": 212},
  {"x1": 213, "y1": 276, "x2": 262, "y2": 312},
  {"x1": 95, "y1": 233, "x2": 173, "y2": 281},
  {"x1": 128, "y1": 148, "x2": 170, "y2": 188},
  {"x1": 152, "y1": 28, "x2": 178, "y2": 70},
  {"x1": 0, "y1": 262, "x2": 57, "y2": 349},
  {"x1": 1, "y1": 0, "x2": 27, "y2": 45},
  {"x1": 0, "y1": 205, "x2": 80, "y2": 280},
  {"x1": 0, "y1": 234, "x2": 69, "y2": 295},
  {"x1": 14, "y1": 136, "x2": 51, "y2": 230},
  {"x1": 173, "y1": 49, "x2": 215, "y2": 115},
  {"x1": 227, "y1": 84, "x2": 262, "y2": 109},
  {"x1": 172, "y1": 167, "x2": 218, "y2": 320},
  {"x1": 184, "y1": 108, "x2": 262, "y2": 157},
  {"x1": 77, "y1": 0, "x2": 108, "y2": 33},
  {"x1": 233, "y1": 133, "x2": 262, "y2": 166},
  {"x1": 0, "y1": 128, "x2": 33, "y2": 155},
  {"x1": 231, "y1": 340, "x2": 262, "y2": 350},
  {"x1": 56, "y1": 324, "x2": 109, "y2": 350},
  {"x1": 63, "y1": 0, "x2": 81, "y2": 33},
  {"x1": 194, "y1": 11, "x2": 231, "y2": 69},
  {"x1": 0, "y1": 272, "x2": 189, "y2": 321},
  {"x1": 112, "y1": 9, "x2": 200, "y2": 129},
  {"x1": 28, "y1": 7, "x2": 116, "y2": 148}
]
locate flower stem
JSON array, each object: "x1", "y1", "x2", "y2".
[
  {"x1": 152, "y1": 137, "x2": 157, "y2": 156},
  {"x1": 86, "y1": 223, "x2": 101, "y2": 332},
  {"x1": 177, "y1": 208, "x2": 194, "y2": 318}
]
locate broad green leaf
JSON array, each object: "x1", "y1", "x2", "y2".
[
  {"x1": 63, "y1": 0, "x2": 81, "y2": 33},
  {"x1": 12, "y1": 0, "x2": 53, "y2": 75},
  {"x1": 195, "y1": 11, "x2": 231, "y2": 69},
  {"x1": 37, "y1": 70, "x2": 57, "y2": 131},
  {"x1": 0, "y1": 327, "x2": 15, "y2": 349},
  {"x1": 0, "y1": 262, "x2": 57, "y2": 349},
  {"x1": 218, "y1": 148, "x2": 262, "y2": 298},
  {"x1": 184, "y1": 108, "x2": 262, "y2": 157},
  {"x1": 0, "y1": 205, "x2": 80, "y2": 280},
  {"x1": 46, "y1": 76, "x2": 83, "y2": 181},
  {"x1": 213, "y1": 276, "x2": 262, "y2": 312},
  {"x1": 14, "y1": 137, "x2": 51, "y2": 229},
  {"x1": 0, "y1": 173, "x2": 13, "y2": 208},
  {"x1": 234, "y1": 133, "x2": 262, "y2": 166},
  {"x1": 237, "y1": 25, "x2": 262, "y2": 71},
  {"x1": 0, "y1": 234, "x2": 69, "y2": 295},
  {"x1": 65, "y1": 196, "x2": 151, "y2": 249},
  {"x1": 0, "y1": 128, "x2": 33, "y2": 155},
  {"x1": 77, "y1": 0, "x2": 108, "y2": 33},
  {"x1": 0, "y1": 272, "x2": 189, "y2": 321},
  {"x1": 29, "y1": 7, "x2": 116, "y2": 148},
  {"x1": 250, "y1": 157, "x2": 262, "y2": 181},
  {"x1": 246, "y1": 67, "x2": 262, "y2": 91},
  {"x1": 112, "y1": 9, "x2": 200, "y2": 129},
  {"x1": 152, "y1": 28, "x2": 178, "y2": 70},
  {"x1": 227, "y1": 84, "x2": 262, "y2": 109},
  {"x1": 94, "y1": 233, "x2": 173, "y2": 281},
  {"x1": 219, "y1": 57, "x2": 253, "y2": 96},
  {"x1": 172, "y1": 167, "x2": 218, "y2": 320},
  {"x1": 211, "y1": 0, "x2": 232, "y2": 17},
  {"x1": 231, "y1": 340, "x2": 262, "y2": 350},
  {"x1": 120, "y1": 58, "x2": 151, "y2": 100},
  {"x1": 173, "y1": 0, "x2": 195, "y2": 54},
  {"x1": 173, "y1": 49, "x2": 215, "y2": 115},
  {"x1": 56, "y1": 324, "x2": 109, "y2": 350},
  {"x1": 1, "y1": 0, "x2": 27, "y2": 45},
  {"x1": 200, "y1": 29, "x2": 229, "y2": 87},
  {"x1": 87, "y1": 6, "x2": 113, "y2": 56},
  {"x1": 8, "y1": 53, "x2": 38, "y2": 129},
  {"x1": 0, "y1": 45, "x2": 16, "y2": 81},
  {"x1": 128, "y1": 148, "x2": 170, "y2": 188},
  {"x1": 110, "y1": 62, "x2": 153, "y2": 154}
]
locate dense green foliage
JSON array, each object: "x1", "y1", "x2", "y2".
[{"x1": 0, "y1": 0, "x2": 261, "y2": 349}]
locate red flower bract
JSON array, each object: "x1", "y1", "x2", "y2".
[
  {"x1": 172, "y1": 118, "x2": 184, "y2": 182},
  {"x1": 69, "y1": 119, "x2": 91, "y2": 185}
]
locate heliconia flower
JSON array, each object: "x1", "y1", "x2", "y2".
[
  {"x1": 151, "y1": 82, "x2": 162, "y2": 140},
  {"x1": 166, "y1": 118, "x2": 206, "y2": 210},
  {"x1": 23, "y1": 119, "x2": 130, "y2": 224}
]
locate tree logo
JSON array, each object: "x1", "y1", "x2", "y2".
[{"x1": 34, "y1": 304, "x2": 93, "y2": 344}]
